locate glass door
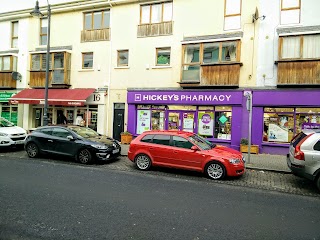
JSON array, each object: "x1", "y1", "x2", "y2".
[
  {"x1": 167, "y1": 111, "x2": 195, "y2": 132},
  {"x1": 168, "y1": 112, "x2": 180, "y2": 130}
]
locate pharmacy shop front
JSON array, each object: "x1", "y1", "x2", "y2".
[{"x1": 127, "y1": 90, "x2": 244, "y2": 149}]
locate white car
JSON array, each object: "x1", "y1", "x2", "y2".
[{"x1": 0, "y1": 117, "x2": 27, "y2": 147}]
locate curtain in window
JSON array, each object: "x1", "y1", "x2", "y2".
[
  {"x1": 163, "y1": 2, "x2": 172, "y2": 21},
  {"x1": 303, "y1": 35, "x2": 320, "y2": 58},
  {"x1": 151, "y1": 4, "x2": 161, "y2": 23},
  {"x1": 282, "y1": 37, "x2": 300, "y2": 58},
  {"x1": 141, "y1": 5, "x2": 150, "y2": 24}
]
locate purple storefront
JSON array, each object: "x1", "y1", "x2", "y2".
[{"x1": 127, "y1": 89, "x2": 320, "y2": 155}]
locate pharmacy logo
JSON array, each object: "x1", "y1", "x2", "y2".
[{"x1": 134, "y1": 94, "x2": 142, "y2": 101}]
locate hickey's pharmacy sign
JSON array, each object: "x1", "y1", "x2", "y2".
[{"x1": 127, "y1": 91, "x2": 243, "y2": 105}]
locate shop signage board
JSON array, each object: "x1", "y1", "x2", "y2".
[{"x1": 0, "y1": 92, "x2": 14, "y2": 102}]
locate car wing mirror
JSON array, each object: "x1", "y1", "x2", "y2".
[
  {"x1": 191, "y1": 146, "x2": 199, "y2": 151},
  {"x1": 67, "y1": 135, "x2": 74, "y2": 140}
]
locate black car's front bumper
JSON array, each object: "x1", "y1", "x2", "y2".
[{"x1": 95, "y1": 146, "x2": 121, "y2": 161}]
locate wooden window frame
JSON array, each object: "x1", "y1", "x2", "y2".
[
  {"x1": 117, "y1": 50, "x2": 129, "y2": 67},
  {"x1": 281, "y1": 0, "x2": 301, "y2": 11},
  {"x1": 0, "y1": 55, "x2": 16, "y2": 72},
  {"x1": 11, "y1": 21, "x2": 18, "y2": 48},
  {"x1": 224, "y1": 0, "x2": 242, "y2": 18},
  {"x1": 83, "y1": 10, "x2": 110, "y2": 30},
  {"x1": 156, "y1": 47, "x2": 171, "y2": 65},
  {"x1": 82, "y1": 52, "x2": 94, "y2": 69},
  {"x1": 40, "y1": 18, "x2": 48, "y2": 46},
  {"x1": 140, "y1": 1, "x2": 172, "y2": 24},
  {"x1": 30, "y1": 52, "x2": 67, "y2": 71},
  {"x1": 278, "y1": 34, "x2": 320, "y2": 60}
]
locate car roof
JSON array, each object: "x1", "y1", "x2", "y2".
[{"x1": 141, "y1": 130, "x2": 195, "y2": 137}]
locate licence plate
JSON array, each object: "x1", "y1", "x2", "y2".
[
  {"x1": 112, "y1": 148, "x2": 120, "y2": 154},
  {"x1": 15, "y1": 140, "x2": 25, "y2": 144}
]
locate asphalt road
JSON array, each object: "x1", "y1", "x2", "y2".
[{"x1": 0, "y1": 156, "x2": 320, "y2": 240}]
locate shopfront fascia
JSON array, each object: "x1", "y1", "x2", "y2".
[
  {"x1": 252, "y1": 89, "x2": 320, "y2": 155},
  {"x1": 127, "y1": 90, "x2": 243, "y2": 149},
  {"x1": 0, "y1": 91, "x2": 19, "y2": 125}
]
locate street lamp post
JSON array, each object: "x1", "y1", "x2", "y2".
[{"x1": 31, "y1": 0, "x2": 51, "y2": 126}]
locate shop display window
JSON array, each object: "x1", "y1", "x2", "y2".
[
  {"x1": 263, "y1": 107, "x2": 320, "y2": 143},
  {"x1": 214, "y1": 111, "x2": 232, "y2": 140},
  {"x1": 151, "y1": 110, "x2": 165, "y2": 130}
]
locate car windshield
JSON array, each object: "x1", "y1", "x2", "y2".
[
  {"x1": 0, "y1": 117, "x2": 15, "y2": 127},
  {"x1": 188, "y1": 134, "x2": 213, "y2": 150},
  {"x1": 69, "y1": 126, "x2": 100, "y2": 138},
  {"x1": 196, "y1": 135, "x2": 216, "y2": 149}
]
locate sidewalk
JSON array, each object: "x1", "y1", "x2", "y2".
[{"x1": 120, "y1": 144, "x2": 291, "y2": 174}]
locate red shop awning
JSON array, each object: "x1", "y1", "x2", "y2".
[{"x1": 9, "y1": 88, "x2": 96, "y2": 106}]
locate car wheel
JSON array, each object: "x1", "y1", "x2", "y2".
[
  {"x1": 77, "y1": 149, "x2": 92, "y2": 164},
  {"x1": 205, "y1": 161, "x2": 226, "y2": 180},
  {"x1": 26, "y1": 142, "x2": 39, "y2": 158},
  {"x1": 135, "y1": 154, "x2": 152, "y2": 171},
  {"x1": 316, "y1": 174, "x2": 320, "y2": 192}
]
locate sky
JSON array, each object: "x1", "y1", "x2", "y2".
[{"x1": 0, "y1": 0, "x2": 79, "y2": 13}]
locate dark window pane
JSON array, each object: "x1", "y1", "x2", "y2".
[
  {"x1": 173, "y1": 136, "x2": 193, "y2": 149},
  {"x1": 152, "y1": 134, "x2": 170, "y2": 146},
  {"x1": 141, "y1": 134, "x2": 154, "y2": 143},
  {"x1": 314, "y1": 141, "x2": 320, "y2": 151},
  {"x1": 52, "y1": 128, "x2": 70, "y2": 138},
  {"x1": 38, "y1": 128, "x2": 52, "y2": 135},
  {"x1": 83, "y1": 53, "x2": 93, "y2": 68},
  {"x1": 54, "y1": 53, "x2": 64, "y2": 68}
]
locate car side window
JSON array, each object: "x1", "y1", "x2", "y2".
[
  {"x1": 152, "y1": 134, "x2": 170, "y2": 146},
  {"x1": 52, "y1": 128, "x2": 71, "y2": 139},
  {"x1": 172, "y1": 136, "x2": 193, "y2": 149},
  {"x1": 38, "y1": 128, "x2": 52, "y2": 135},
  {"x1": 141, "y1": 134, "x2": 154, "y2": 143},
  {"x1": 314, "y1": 141, "x2": 320, "y2": 151}
]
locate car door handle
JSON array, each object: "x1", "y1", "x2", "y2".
[{"x1": 48, "y1": 140, "x2": 53, "y2": 142}]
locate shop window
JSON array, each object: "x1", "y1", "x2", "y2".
[
  {"x1": 151, "y1": 110, "x2": 165, "y2": 130},
  {"x1": 198, "y1": 111, "x2": 214, "y2": 137},
  {"x1": 137, "y1": 109, "x2": 151, "y2": 134},
  {"x1": 117, "y1": 50, "x2": 129, "y2": 67},
  {"x1": 261, "y1": 107, "x2": 320, "y2": 143},
  {"x1": 224, "y1": 0, "x2": 241, "y2": 30},
  {"x1": 214, "y1": 111, "x2": 232, "y2": 140},
  {"x1": 156, "y1": 47, "x2": 171, "y2": 65}
]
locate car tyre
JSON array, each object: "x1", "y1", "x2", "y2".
[
  {"x1": 77, "y1": 148, "x2": 92, "y2": 164},
  {"x1": 205, "y1": 161, "x2": 226, "y2": 180},
  {"x1": 26, "y1": 142, "x2": 39, "y2": 158},
  {"x1": 135, "y1": 154, "x2": 152, "y2": 171},
  {"x1": 316, "y1": 174, "x2": 320, "y2": 192}
]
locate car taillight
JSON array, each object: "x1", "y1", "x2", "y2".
[{"x1": 294, "y1": 145, "x2": 305, "y2": 161}]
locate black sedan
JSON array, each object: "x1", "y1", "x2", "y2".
[{"x1": 24, "y1": 125, "x2": 121, "y2": 164}]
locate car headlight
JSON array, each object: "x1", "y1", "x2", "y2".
[
  {"x1": 229, "y1": 158, "x2": 240, "y2": 164},
  {"x1": 0, "y1": 132, "x2": 8, "y2": 137},
  {"x1": 91, "y1": 144, "x2": 108, "y2": 150}
]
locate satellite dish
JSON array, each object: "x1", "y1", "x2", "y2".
[
  {"x1": 252, "y1": 7, "x2": 259, "y2": 23},
  {"x1": 12, "y1": 72, "x2": 22, "y2": 81}
]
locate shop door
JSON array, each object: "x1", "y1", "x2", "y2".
[
  {"x1": 34, "y1": 108, "x2": 42, "y2": 128},
  {"x1": 113, "y1": 103, "x2": 125, "y2": 141},
  {"x1": 167, "y1": 111, "x2": 195, "y2": 132}
]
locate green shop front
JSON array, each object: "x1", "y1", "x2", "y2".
[{"x1": 0, "y1": 92, "x2": 18, "y2": 125}]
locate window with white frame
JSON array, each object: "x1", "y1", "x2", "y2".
[
  {"x1": 280, "y1": 0, "x2": 301, "y2": 25},
  {"x1": 117, "y1": 50, "x2": 129, "y2": 66},
  {"x1": 11, "y1": 21, "x2": 18, "y2": 48},
  {"x1": 280, "y1": 34, "x2": 320, "y2": 59},
  {"x1": 82, "y1": 52, "x2": 93, "y2": 69},
  {"x1": 156, "y1": 47, "x2": 171, "y2": 65},
  {"x1": 140, "y1": 2, "x2": 172, "y2": 24},
  {"x1": 224, "y1": 0, "x2": 241, "y2": 30}
]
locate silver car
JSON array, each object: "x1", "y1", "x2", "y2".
[{"x1": 287, "y1": 129, "x2": 320, "y2": 191}]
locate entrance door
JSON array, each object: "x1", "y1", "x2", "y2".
[
  {"x1": 167, "y1": 111, "x2": 195, "y2": 132},
  {"x1": 113, "y1": 103, "x2": 125, "y2": 141},
  {"x1": 34, "y1": 108, "x2": 42, "y2": 128}
]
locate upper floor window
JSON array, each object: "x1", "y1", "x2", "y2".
[
  {"x1": 117, "y1": 50, "x2": 129, "y2": 67},
  {"x1": 281, "y1": 0, "x2": 301, "y2": 25},
  {"x1": 82, "y1": 52, "x2": 93, "y2": 69},
  {"x1": 84, "y1": 10, "x2": 110, "y2": 30},
  {"x1": 156, "y1": 47, "x2": 171, "y2": 65},
  {"x1": 40, "y1": 18, "x2": 48, "y2": 45},
  {"x1": 224, "y1": 0, "x2": 241, "y2": 30},
  {"x1": 280, "y1": 34, "x2": 320, "y2": 59},
  {"x1": 140, "y1": 2, "x2": 172, "y2": 24},
  {"x1": 11, "y1": 21, "x2": 19, "y2": 48},
  {"x1": 31, "y1": 52, "x2": 66, "y2": 71},
  {"x1": 0, "y1": 56, "x2": 17, "y2": 72}
]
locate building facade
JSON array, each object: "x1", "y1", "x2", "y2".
[{"x1": 0, "y1": 0, "x2": 319, "y2": 155}]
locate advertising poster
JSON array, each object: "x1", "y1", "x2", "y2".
[
  {"x1": 137, "y1": 110, "x2": 151, "y2": 134},
  {"x1": 198, "y1": 112, "x2": 214, "y2": 136},
  {"x1": 268, "y1": 123, "x2": 288, "y2": 142}
]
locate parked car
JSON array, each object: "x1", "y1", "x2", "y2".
[
  {"x1": 0, "y1": 117, "x2": 27, "y2": 148},
  {"x1": 287, "y1": 129, "x2": 320, "y2": 191},
  {"x1": 128, "y1": 130, "x2": 245, "y2": 180},
  {"x1": 24, "y1": 125, "x2": 121, "y2": 164}
]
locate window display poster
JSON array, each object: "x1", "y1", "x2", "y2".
[
  {"x1": 137, "y1": 110, "x2": 151, "y2": 134},
  {"x1": 183, "y1": 113, "x2": 194, "y2": 130},
  {"x1": 198, "y1": 112, "x2": 214, "y2": 136},
  {"x1": 268, "y1": 123, "x2": 288, "y2": 142}
]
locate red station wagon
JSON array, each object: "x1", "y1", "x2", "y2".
[{"x1": 128, "y1": 130, "x2": 245, "y2": 180}]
